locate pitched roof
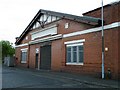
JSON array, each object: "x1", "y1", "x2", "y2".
[{"x1": 15, "y1": 9, "x2": 102, "y2": 45}]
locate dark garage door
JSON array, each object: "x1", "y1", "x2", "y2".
[{"x1": 40, "y1": 45, "x2": 51, "y2": 70}]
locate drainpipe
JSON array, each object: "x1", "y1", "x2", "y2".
[
  {"x1": 27, "y1": 44, "x2": 30, "y2": 68},
  {"x1": 38, "y1": 48, "x2": 40, "y2": 70},
  {"x1": 101, "y1": 0, "x2": 105, "y2": 79}
]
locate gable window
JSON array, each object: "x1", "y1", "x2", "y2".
[
  {"x1": 51, "y1": 16, "x2": 56, "y2": 21},
  {"x1": 65, "y1": 39, "x2": 85, "y2": 65},
  {"x1": 21, "y1": 48, "x2": 28, "y2": 63},
  {"x1": 25, "y1": 36, "x2": 28, "y2": 40},
  {"x1": 65, "y1": 23, "x2": 69, "y2": 29},
  {"x1": 48, "y1": 16, "x2": 52, "y2": 23}
]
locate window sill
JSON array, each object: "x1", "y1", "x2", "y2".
[
  {"x1": 21, "y1": 61, "x2": 27, "y2": 64},
  {"x1": 66, "y1": 63, "x2": 83, "y2": 65}
]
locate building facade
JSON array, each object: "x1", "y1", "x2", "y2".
[{"x1": 15, "y1": 1, "x2": 120, "y2": 79}]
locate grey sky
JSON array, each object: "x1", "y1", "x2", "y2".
[{"x1": 0, "y1": 0, "x2": 117, "y2": 44}]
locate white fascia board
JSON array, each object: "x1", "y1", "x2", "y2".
[
  {"x1": 64, "y1": 39, "x2": 85, "y2": 45},
  {"x1": 63, "y1": 22, "x2": 120, "y2": 38},
  {"x1": 104, "y1": 22, "x2": 120, "y2": 30},
  {"x1": 29, "y1": 34, "x2": 62, "y2": 45},
  {"x1": 63, "y1": 27, "x2": 101, "y2": 38},
  {"x1": 15, "y1": 43, "x2": 28, "y2": 48}
]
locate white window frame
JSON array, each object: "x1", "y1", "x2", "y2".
[
  {"x1": 65, "y1": 39, "x2": 85, "y2": 65},
  {"x1": 65, "y1": 23, "x2": 69, "y2": 29},
  {"x1": 26, "y1": 36, "x2": 28, "y2": 40}
]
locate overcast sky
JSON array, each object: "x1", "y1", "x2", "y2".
[{"x1": 0, "y1": 0, "x2": 118, "y2": 45}]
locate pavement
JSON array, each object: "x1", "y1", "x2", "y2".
[{"x1": 13, "y1": 66, "x2": 119, "y2": 89}]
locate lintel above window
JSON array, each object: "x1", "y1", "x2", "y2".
[{"x1": 64, "y1": 39, "x2": 85, "y2": 45}]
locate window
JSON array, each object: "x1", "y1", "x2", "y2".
[
  {"x1": 26, "y1": 36, "x2": 28, "y2": 40},
  {"x1": 48, "y1": 16, "x2": 52, "y2": 23},
  {"x1": 65, "y1": 40, "x2": 85, "y2": 65},
  {"x1": 40, "y1": 15, "x2": 44, "y2": 22},
  {"x1": 36, "y1": 48, "x2": 39, "y2": 53},
  {"x1": 36, "y1": 22, "x2": 40, "y2": 28},
  {"x1": 65, "y1": 23, "x2": 69, "y2": 29},
  {"x1": 21, "y1": 48, "x2": 28, "y2": 63},
  {"x1": 51, "y1": 16, "x2": 56, "y2": 21}
]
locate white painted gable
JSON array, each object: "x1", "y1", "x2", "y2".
[{"x1": 32, "y1": 14, "x2": 60, "y2": 29}]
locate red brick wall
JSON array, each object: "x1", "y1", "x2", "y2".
[
  {"x1": 119, "y1": 28, "x2": 120, "y2": 79},
  {"x1": 118, "y1": 1, "x2": 120, "y2": 80},
  {"x1": 15, "y1": 3, "x2": 119, "y2": 79},
  {"x1": 104, "y1": 28, "x2": 119, "y2": 79},
  {"x1": 58, "y1": 19, "x2": 94, "y2": 34},
  {"x1": 29, "y1": 45, "x2": 36, "y2": 68},
  {"x1": 60, "y1": 28, "x2": 119, "y2": 79},
  {"x1": 61, "y1": 32, "x2": 102, "y2": 75},
  {"x1": 83, "y1": 2, "x2": 120, "y2": 25},
  {"x1": 20, "y1": 32, "x2": 31, "y2": 44},
  {"x1": 29, "y1": 44, "x2": 40, "y2": 69},
  {"x1": 51, "y1": 39, "x2": 62, "y2": 71}
]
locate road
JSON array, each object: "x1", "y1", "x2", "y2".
[{"x1": 2, "y1": 66, "x2": 109, "y2": 89}]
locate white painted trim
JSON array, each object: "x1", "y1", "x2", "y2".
[
  {"x1": 63, "y1": 22, "x2": 120, "y2": 38},
  {"x1": 29, "y1": 34, "x2": 62, "y2": 45},
  {"x1": 67, "y1": 43, "x2": 83, "y2": 47},
  {"x1": 15, "y1": 43, "x2": 28, "y2": 48},
  {"x1": 21, "y1": 61, "x2": 27, "y2": 63},
  {"x1": 21, "y1": 48, "x2": 28, "y2": 52},
  {"x1": 66, "y1": 63, "x2": 84, "y2": 65},
  {"x1": 30, "y1": 24, "x2": 57, "y2": 35},
  {"x1": 104, "y1": 22, "x2": 120, "y2": 30},
  {"x1": 64, "y1": 39, "x2": 85, "y2": 45}
]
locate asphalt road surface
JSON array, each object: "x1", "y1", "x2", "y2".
[{"x1": 2, "y1": 66, "x2": 109, "y2": 89}]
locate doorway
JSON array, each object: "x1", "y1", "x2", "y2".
[
  {"x1": 40, "y1": 45, "x2": 51, "y2": 70},
  {"x1": 35, "y1": 53, "x2": 39, "y2": 68}
]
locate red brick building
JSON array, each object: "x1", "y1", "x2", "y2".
[{"x1": 15, "y1": 1, "x2": 120, "y2": 79}]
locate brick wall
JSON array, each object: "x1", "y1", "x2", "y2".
[
  {"x1": 51, "y1": 39, "x2": 62, "y2": 71},
  {"x1": 29, "y1": 44, "x2": 40, "y2": 69},
  {"x1": 58, "y1": 19, "x2": 94, "y2": 34},
  {"x1": 60, "y1": 28, "x2": 119, "y2": 79},
  {"x1": 118, "y1": 1, "x2": 120, "y2": 79},
  {"x1": 83, "y1": 2, "x2": 120, "y2": 25},
  {"x1": 15, "y1": 2, "x2": 120, "y2": 79}
]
